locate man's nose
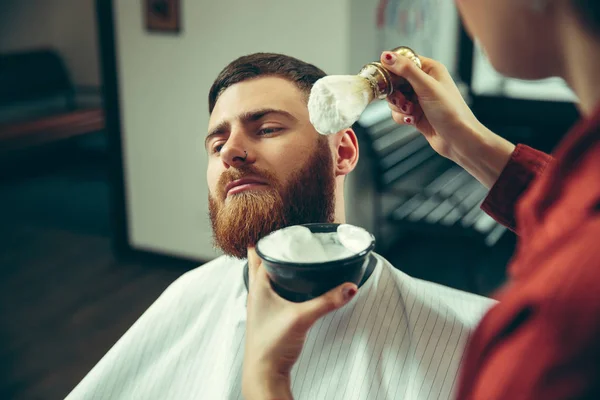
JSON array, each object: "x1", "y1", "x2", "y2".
[{"x1": 220, "y1": 139, "x2": 250, "y2": 168}]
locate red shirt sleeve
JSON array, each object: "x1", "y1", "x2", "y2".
[
  {"x1": 480, "y1": 144, "x2": 554, "y2": 232},
  {"x1": 456, "y1": 226, "x2": 600, "y2": 400}
]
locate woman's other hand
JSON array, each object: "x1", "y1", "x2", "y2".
[
  {"x1": 380, "y1": 52, "x2": 516, "y2": 188},
  {"x1": 242, "y1": 248, "x2": 358, "y2": 400}
]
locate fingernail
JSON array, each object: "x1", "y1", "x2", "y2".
[
  {"x1": 401, "y1": 102, "x2": 413, "y2": 114},
  {"x1": 404, "y1": 116, "x2": 414, "y2": 125},
  {"x1": 343, "y1": 287, "x2": 357, "y2": 301},
  {"x1": 383, "y1": 52, "x2": 396, "y2": 65}
]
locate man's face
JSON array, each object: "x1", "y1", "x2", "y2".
[{"x1": 206, "y1": 76, "x2": 335, "y2": 259}]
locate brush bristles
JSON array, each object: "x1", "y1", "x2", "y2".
[{"x1": 308, "y1": 75, "x2": 375, "y2": 135}]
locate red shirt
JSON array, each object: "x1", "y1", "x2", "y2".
[{"x1": 456, "y1": 106, "x2": 600, "y2": 399}]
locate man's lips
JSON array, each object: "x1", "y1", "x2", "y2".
[{"x1": 224, "y1": 177, "x2": 269, "y2": 197}]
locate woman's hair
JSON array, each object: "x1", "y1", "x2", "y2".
[{"x1": 573, "y1": 0, "x2": 600, "y2": 33}]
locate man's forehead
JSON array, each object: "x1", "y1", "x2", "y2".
[{"x1": 209, "y1": 76, "x2": 308, "y2": 126}]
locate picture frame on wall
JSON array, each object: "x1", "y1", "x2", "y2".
[{"x1": 145, "y1": 0, "x2": 181, "y2": 33}]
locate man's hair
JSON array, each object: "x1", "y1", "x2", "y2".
[
  {"x1": 573, "y1": 0, "x2": 600, "y2": 32},
  {"x1": 208, "y1": 53, "x2": 327, "y2": 113}
]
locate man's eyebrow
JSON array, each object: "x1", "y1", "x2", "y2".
[
  {"x1": 205, "y1": 121, "x2": 229, "y2": 149},
  {"x1": 205, "y1": 108, "x2": 297, "y2": 149},
  {"x1": 238, "y1": 108, "x2": 298, "y2": 124}
]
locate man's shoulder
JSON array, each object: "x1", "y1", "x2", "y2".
[
  {"x1": 178, "y1": 254, "x2": 244, "y2": 282},
  {"x1": 164, "y1": 255, "x2": 245, "y2": 300},
  {"x1": 375, "y1": 254, "x2": 495, "y2": 326},
  {"x1": 64, "y1": 255, "x2": 246, "y2": 399}
]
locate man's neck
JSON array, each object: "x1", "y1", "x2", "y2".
[{"x1": 333, "y1": 181, "x2": 346, "y2": 223}]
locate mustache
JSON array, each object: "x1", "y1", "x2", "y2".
[{"x1": 217, "y1": 165, "x2": 278, "y2": 198}]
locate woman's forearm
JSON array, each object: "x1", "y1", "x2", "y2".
[{"x1": 451, "y1": 123, "x2": 516, "y2": 189}]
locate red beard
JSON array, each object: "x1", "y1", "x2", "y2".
[{"x1": 209, "y1": 139, "x2": 335, "y2": 259}]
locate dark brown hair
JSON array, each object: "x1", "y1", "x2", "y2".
[
  {"x1": 208, "y1": 53, "x2": 327, "y2": 113},
  {"x1": 573, "y1": 0, "x2": 600, "y2": 32}
]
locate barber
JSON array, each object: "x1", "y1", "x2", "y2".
[{"x1": 243, "y1": 0, "x2": 600, "y2": 398}]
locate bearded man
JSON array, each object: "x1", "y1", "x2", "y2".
[{"x1": 66, "y1": 53, "x2": 494, "y2": 400}]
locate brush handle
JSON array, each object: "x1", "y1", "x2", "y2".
[
  {"x1": 360, "y1": 46, "x2": 422, "y2": 100},
  {"x1": 385, "y1": 46, "x2": 423, "y2": 98},
  {"x1": 390, "y1": 46, "x2": 422, "y2": 99},
  {"x1": 391, "y1": 46, "x2": 422, "y2": 69}
]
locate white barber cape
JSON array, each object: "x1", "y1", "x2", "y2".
[{"x1": 67, "y1": 254, "x2": 494, "y2": 400}]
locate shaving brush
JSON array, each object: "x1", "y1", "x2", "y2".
[
  {"x1": 359, "y1": 46, "x2": 422, "y2": 99},
  {"x1": 308, "y1": 46, "x2": 422, "y2": 135}
]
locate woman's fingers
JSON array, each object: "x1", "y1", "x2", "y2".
[
  {"x1": 299, "y1": 283, "x2": 358, "y2": 324},
  {"x1": 387, "y1": 91, "x2": 414, "y2": 112},
  {"x1": 247, "y1": 248, "x2": 358, "y2": 326},
  {"x1": 388, "y1": 99, "x2": 423, "y2": 126},
  {"x1": 247, "y1": 247, "x2": 260, "y2": 287},
  {"x1": 380, "y1": 52, "x2": 437, "y2": 97},
  {"x1": 416, "y1": 55, "x2": 453, "y2": 82},
  {"x1": 247, "y1": 247, "x2": 273, "y2": 292},
  {"x1": 390, "y1": 111, "x2": 421, "y2": 126},
  {"x1": 388, "y1": 92, "x2": 416, "y2": 115}
]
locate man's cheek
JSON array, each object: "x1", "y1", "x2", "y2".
[
  {"x1": 207, "y1": 164, "x2": 221, "y2": 187},
  {"x1": 207, "y1": 185, "x2": 221, "y2": 204},
  {"x1": 207, "y1": 173, "x2": 221, "y2": 198}
]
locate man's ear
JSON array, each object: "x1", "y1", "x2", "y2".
[{"x1": 333, "y1": 129, "x2": 359, "y2": 177}]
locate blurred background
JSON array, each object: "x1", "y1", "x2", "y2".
[{"x1": 0, "y1": 0, "x2": 579, "y2": 399}]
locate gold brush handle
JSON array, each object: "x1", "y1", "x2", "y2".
[
  {"x1": 391, "y1": 46, "x2": 422, "y2": 69},
  {"x1": 385, "y1": 46, "x2": 422, "y2": 98},
  {"x1": 360, "y1": 46, "x2": 422, "y2": 99}
]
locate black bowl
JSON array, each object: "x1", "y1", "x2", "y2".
[{"x1": 256, "y1": 223, "x2": 376, "y2": 302}]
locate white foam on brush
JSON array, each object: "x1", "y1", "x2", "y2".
[
  {"x1": 308, "y1": 75, "x2": 373, "y2": 135},
  {"x1": 258, "y1": 224, "x2": 372, "y2": 263}
]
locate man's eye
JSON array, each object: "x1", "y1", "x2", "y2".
[
  {"x1": 258, "y1": 127, "x2": 282, "y2": 136},
  {"x1": 212, "y1": 143, "x2": 224, "y2": 154}
]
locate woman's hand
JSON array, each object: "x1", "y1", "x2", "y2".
[
  {"x1": 242, "y1": 248, "x2": 358, "y2": 400},
  {"x1": 379, "y1": 52, "x2": 516, "y2": 188}
]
